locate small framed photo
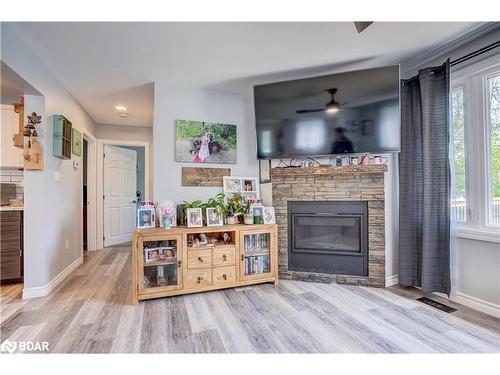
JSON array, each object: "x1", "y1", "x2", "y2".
[
  {"x1": 158, "y1": 247, "x2": 176, "y2": 262},
  {"x1": 206, "y1": 207, "x2": 223, "y2": 226},
  {"x1": 243, "y1": 179, "x2": 256, "y2": 192},
  {"x1": 144, "y1": 247, "x2": 160, "y2": 263},
  {"x1": 137, "y1": 207, "x2": 155, "y2": 228},
  {"x1": 187, "y1": 208, "x2": 203, "y2": 227},
  {"x1": 263, "y1": 207, "x2": 276, "y2": 224},
  {"x1": 251, "y1": 204, "x2": 264, "y2": 218}
]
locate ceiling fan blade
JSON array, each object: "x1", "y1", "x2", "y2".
[
  {"x1": 296, "y1": 109, "x2": 325, "y2": 114},
  {"x1": 339, "y1": 101, "x2": 349, "y2": 107},
  {"x1": 354, "y1": 22, "x2": 373, "y2": 33}
]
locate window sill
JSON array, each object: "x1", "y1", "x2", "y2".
[{"x1": 454, "y1": 228, "x2": 500, "y2": 244}]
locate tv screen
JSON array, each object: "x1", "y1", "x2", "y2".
[{"x1": 254, "y1": 65, "x2": 400, "y2": 159}]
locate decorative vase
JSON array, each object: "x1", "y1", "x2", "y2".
[
  {"x1": 227, "y1": 216, "x2": 239, "y2": 225},
  {"x1": 244, "y1": 214, "x2": 254, "y2": 225},
  {"x1": 157, "y1": 200, "x2": 176, "y2": 228}
]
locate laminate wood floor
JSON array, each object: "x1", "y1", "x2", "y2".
[{"x1": 1, "y1": 244, "x2": 499, "y2": 353}]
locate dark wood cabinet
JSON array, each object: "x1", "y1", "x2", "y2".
[{"x1": 0, "y1": 210, "x2": 23, "y2": 284}]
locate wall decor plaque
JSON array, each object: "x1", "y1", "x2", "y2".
[{"x1": 181, "y1": 167, "x2": 231, "y2": 187}]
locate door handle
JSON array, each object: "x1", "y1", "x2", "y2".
[{"x1": 132, "y1": 200, "x2": 137, "y2": 203}]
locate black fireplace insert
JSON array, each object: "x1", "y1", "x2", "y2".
[{"x1": 288, "y1": 201, "x2": 368, "y2": 276}]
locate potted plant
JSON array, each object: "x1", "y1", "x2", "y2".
[
  {"x1": 206, "y1": 193, "x2": 226, "y2": 217},
  {"x1": 225, "y1": 192, "x2": 247, "y2": 224}
]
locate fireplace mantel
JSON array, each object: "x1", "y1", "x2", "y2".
[{"x1": 271, "y1": 164, "x2": 388, "y2": 176}]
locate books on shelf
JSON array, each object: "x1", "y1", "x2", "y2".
[
  {"x1": 244, "y1": 233, "x2": 270, "y2": 254},
  {"x1": 244, "y1": 253, "x2": 270, "y2": 275}
]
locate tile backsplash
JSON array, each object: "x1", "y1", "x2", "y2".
[{"x1": 0, "y1": 168, "x2": 24, "y2": 201}]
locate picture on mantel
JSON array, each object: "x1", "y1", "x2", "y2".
[{"x1": 175, "y1": 120, "x2": 237, "y2": 164}]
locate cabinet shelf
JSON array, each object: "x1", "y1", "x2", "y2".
[{"x1": 143, "y1": 260, "x2": 177, "y2": 267}]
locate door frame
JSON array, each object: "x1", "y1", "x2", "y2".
[
  {"x1": 83, "y1": 131, "x2": 97, "y2": 252},
  {"x1": 97, "y1": 139, "x2": 150, "y2": 250}
]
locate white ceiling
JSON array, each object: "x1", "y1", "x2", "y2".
[{"x1": 7, "y1": 22, "x2": 489, "y2": 127}]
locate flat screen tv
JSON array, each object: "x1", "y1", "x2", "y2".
[{"x1": 254, "y1": 65, "x2": 400, "y2": 159}]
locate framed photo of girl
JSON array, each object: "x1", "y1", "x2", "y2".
[
  {"x1": 137, "y1": 207, "x2": 155, "y2": 228},
  {"x1": 263, "y1": 207, "x2": 276, "y2": 224},
  {"x1": 187, "y1": 208, "x2": 203, "y2": 227}
]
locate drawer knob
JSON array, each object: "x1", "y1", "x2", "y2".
[
  {"x1": 197, "y1": 256, "x2": 203, "y2": 262},
  {"x1": 222, "y1": 274, "x2": 227, "y2": 280},
  {"x1": 222, "y1": 254, "x2": 227, "y2": 261},
  {"x1": 177, "y1": 260, "x2": 182, "y2": 268},
  {"x1": 197, "y1": 276, "x2": 204, "y2": 283}
]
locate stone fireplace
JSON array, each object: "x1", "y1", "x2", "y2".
[{"x1": 272, "y1": 165, "x2": 387, "y2": 287}]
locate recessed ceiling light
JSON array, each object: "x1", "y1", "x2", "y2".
[
  {"x1": 119, "y1": 113, "x2": 129, "y2": 118},
  {"x1": 115, "y1": 105, "x2": 127, "y2": 111}
]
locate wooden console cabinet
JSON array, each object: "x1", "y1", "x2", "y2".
[{"x1": 132, "y1": 224, "x2": 278, "y2": 304}]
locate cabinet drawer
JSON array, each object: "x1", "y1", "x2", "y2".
[
  {"x1": 187, "y1": 249, "x2": 212, "y2": 269},
  {"x1": 187, "y1": 268, "x2": 212, "y2": 289},
  {"x1": 213, "y1": 266, "x2": 236, "y2": 286},
  {"x1": 213, "y1": 246, "x2": 236, "y2": 267},
  {"x1": 1, "y1": 249, "x2": 21, "y2": 280}
]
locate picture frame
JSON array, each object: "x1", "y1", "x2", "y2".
[
  {"x1": 259, "y1": 159, "x2": 271, "y2": 183},
  {"x1": 175, "y1": 119, "x2": 237, "y2": 164},
  {"x1": 186, "y1": 208, "x2": 203, "y2": 227},
  {"x1": 72, "y1": 128, "x2": 82, "y2": 157},
  {"x1": 263, "y1": 207, "x2": 276, "y2": 224},
  {"x1": 158, "y1": 247, "x2": 176, "y2": 262},
  {"x1": 223, "y1": 176, "x2": 260, "y2": 200},
  {"x1": 144, "y1": 247, "x2": 160, "y2": 263},
  {"x1": 250, "y1": 204, "x2": 264, "y2": 218},
  {"x1": 137, "y1": 207, "x2": 155, "y2": 228},
  {"x1": 206, "y1": 207, "x2": 223, "y2": 226}
]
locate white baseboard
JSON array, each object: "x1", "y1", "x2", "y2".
[
  {"x1": 450, "y1": 292, "x2": 500, "y2": 318},
  {"x1": 385, "y1": 274, "x2": 399, "y2": 287},
  {"x1": 22, "y1": 256, "x2": 83, "y2": 299}
]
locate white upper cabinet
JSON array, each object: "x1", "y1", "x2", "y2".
[{"x1": 0, "y1": 104, "x2": 23, "y2": 168}]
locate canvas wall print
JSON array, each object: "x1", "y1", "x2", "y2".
[
  {"x1": 176, "y1": 120, "x2": 237, "y2": 164},
  {"x1": 72, "y1": 128, "x2": 82, "y2": 157}
]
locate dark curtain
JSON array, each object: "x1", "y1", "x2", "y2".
[{"x1": 399, "y1": 60, "x2": 451, "y2": 296}]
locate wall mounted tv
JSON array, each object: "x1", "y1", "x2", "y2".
[{"x1": 254, "y1": 65, "x2": 400, "y2": 159}]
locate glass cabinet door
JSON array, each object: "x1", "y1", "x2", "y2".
[
  {"x1": 139, "y1": 235, "x2": 182, "y2": 292},
  {"x1": 240, "y1": 231, "x2": 272, "y2": 280}
]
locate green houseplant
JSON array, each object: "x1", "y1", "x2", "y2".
[{"x1": 225, "y1": 192, "x2": 248, "y2": 224}]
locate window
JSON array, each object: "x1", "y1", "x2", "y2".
[
  {"x1": 451, "y1": 87, "x2": 467, "y2": 222},
  {"x1": 450, "y1": 58, "x2": 500, "y2": 238},
  {"x1": 486, "y1": 74, "x2": 500, "y2": 225}
]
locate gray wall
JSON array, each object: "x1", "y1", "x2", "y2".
[{"x1": 153, "y1": 84, "x2": 259, "y2": 204}]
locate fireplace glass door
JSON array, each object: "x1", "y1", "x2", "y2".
[{"x1": 293, "y1": 215, "x2": 361, "y2": 254}]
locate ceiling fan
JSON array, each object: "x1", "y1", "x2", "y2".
[{"x1": 296, "y1": 88, "x2": 348, "y2": 114}]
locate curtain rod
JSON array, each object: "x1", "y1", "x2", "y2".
[{"x1": 450, "y1": 40, "x2": 500, "y2": 67}]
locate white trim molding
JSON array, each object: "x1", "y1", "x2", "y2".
[
  {"x1": 22, "y1": 256, "x2": 83, "y2": 299},
  {"x1": 385, "y1": 274, "x2": 399, "y2": 287},
  {"x1": 451, "y1": 292, "x2": 500, "y2": 318}
]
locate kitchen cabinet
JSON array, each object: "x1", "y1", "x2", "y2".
[
  {"x1": 0, "y1": 210, "x2": 23, "y2": 284},
  {"x1": 0, "y1": 105, "x2": 23, "y2": 168}
]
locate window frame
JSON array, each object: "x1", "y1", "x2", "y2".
[
  {"x1": 450, "y1": 84, "x2": 470, "y2": 224},
  {"x1": 483, "y1": 70, "x2": 500, "y2": 229},
  {"x1": 450, "y1": 55, "x2": 500, "y2": 242}
]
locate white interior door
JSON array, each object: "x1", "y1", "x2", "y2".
[{"x1": 103, "y1": 145, "x2": 137, "y2": 247}]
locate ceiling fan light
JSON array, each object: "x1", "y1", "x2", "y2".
[{"x1": 326, "y1": 107, "x2": 338, "y2": 114}]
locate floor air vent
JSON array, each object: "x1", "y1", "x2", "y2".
[{"x1": 417, "y1": 297, "x2": 457, "y2": 313}]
